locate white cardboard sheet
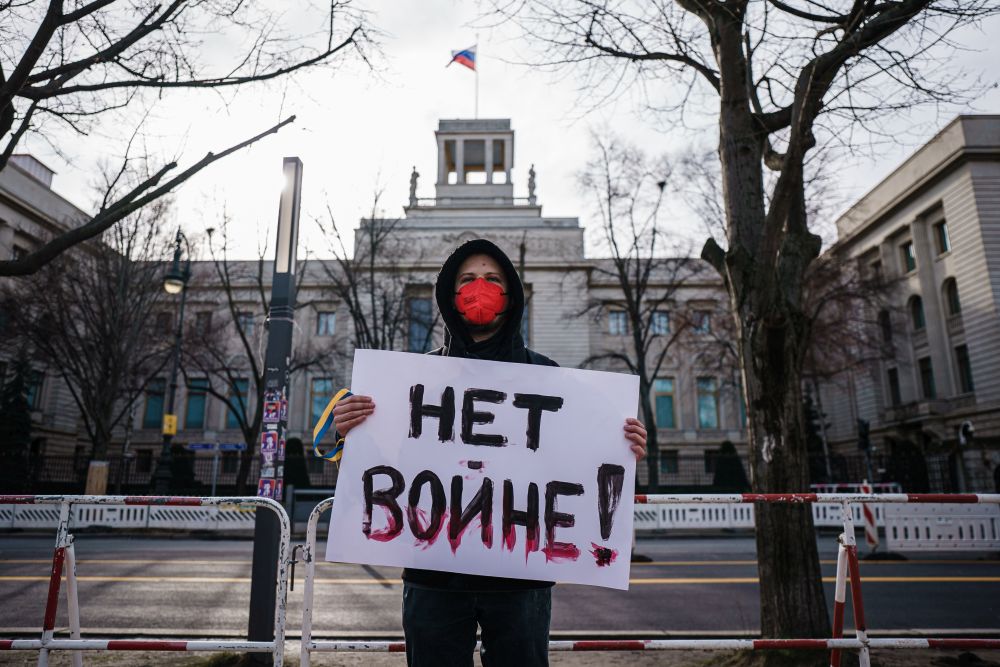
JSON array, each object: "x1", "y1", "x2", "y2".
[{"x1": 325, "y1": 349, "x2": 639, "y2": 589}]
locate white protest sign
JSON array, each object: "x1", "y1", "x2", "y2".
[{"x1": 325, "y1": 349, "x2": 639, "y2": 590}]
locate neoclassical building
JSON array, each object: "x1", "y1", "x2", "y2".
[
  {"x1": 816, "y1": 115, "x2": 1000, "y2": 492},
  {"x1": 6, "y1": 115, "x2": 998, "y2": 493},
  {"x1": 1, "y1": 119, "x2": 746, "y2": 489}
]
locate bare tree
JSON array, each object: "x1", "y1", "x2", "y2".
[
  {"x1": 0, "y1": 0, "x2": 375, "y2": 276},
  {"x1": 181, "y1": 224, "x2": 335, "y2": 493},
  {"x1": 493, "y1": 0, "x2": 999, "y2": 641},
  {"x1": 317, "y1": 191, "x2": 439, "y2": 354},
  {"x1": 579, "y1": 133, "x2": 704, "y2": 490},
  {"x1": 1, "y1": 201, "x2": 173, "y2": 475}
]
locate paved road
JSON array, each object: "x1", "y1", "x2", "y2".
[{"x1": 0, "y1": 534, "x2": 997, "y2": 638}]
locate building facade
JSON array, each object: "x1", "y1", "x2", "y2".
[
  {"x1": 6, "y1": 115, "x2": 999, "y2": 494},
  {"x1": 2, "y1": 119, "x2": 748, "y2": 491},
  {"x1": 817, "y1": 115, "x2": 1000, "y2": 493},
  {"x1": 0, "y1": 155, "x2": 90, "y2": 460}
]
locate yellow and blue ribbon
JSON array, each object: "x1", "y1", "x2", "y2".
[{"x1": 312, "y1": 388, "x2": 351, "y2": 463}]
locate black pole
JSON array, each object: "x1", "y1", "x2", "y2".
[
  {"x1": 247, "y1": 157, "x2": 302, "y2": 665},
  {"x1": 153, "y1": 233, "x2": 190, "y2": 494}
]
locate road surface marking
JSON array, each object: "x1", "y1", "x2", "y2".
[
  {"x1": 2, "y1": 575, "x2": 999, "y2": 585},
  {"x1": 631, "y1": 560, "x2": 1000, "y2": 566},
  {"x1": 2, "y1": 558, "x2": 996, "y2": 566}
]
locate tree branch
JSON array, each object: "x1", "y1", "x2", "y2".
[{"x1": 0, "y1": 115, "x2": 296, "y2": 276}]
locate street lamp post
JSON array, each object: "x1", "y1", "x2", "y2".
[
  {"x1": 152, "y1": 229, "x2": 191, "y2": 494},
  {"x1": 247, "y1": 157, "x2": 303, "y2": 665}
]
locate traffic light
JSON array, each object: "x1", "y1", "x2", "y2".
[
  {"x1": 803, "y1": 394, "x2": 821, "y2": 440},
  {"x1": 857, "y1": 419, "x2": 871, "y2": 451}
]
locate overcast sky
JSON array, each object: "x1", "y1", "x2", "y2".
[{"x1": 23, "y1": 1, "x2": 1000, "y2": 260}]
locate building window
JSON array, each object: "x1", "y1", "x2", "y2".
[
  {"x1": 308, "y1": 455, "x2": 325, "y2": 474},
  {"x1": 878, "y1": 310, "x2": 893, "y2": 344},
  {"x1": 869, "y1": 260, "x2": 883, "y2": 284},
  {"x1": 943, "y1": 278, "x2": 961, "y2": 316},
  {"x1": 11, "y1": 245, "x2": 26, "y2": 261},
  {"x1": 900, "y1": 241, "x2": 916, "y2": 273},
  {"x1": 918, "y1": 357, "x2": 936, "y2": 399},
  {"x1": 955, "y1": 345, "x2": 974, "y2": 394},
  {"x1": 311, "y1": 378, "x2": 335, "y2": 427},
  {"x1": 909, "y1": 295, "x2": 925, "y2": 331},
  {"x1": 660, "y1": 450, "x2": 679, "y2": 475},
  {"x1": 704, "y1": 449, "x2": 719, "y2": 474},
  {"x1": 608, "y1": 310, "x2": 628, "y2": 336},
  {"x1": 653, "y1": 378, "x2": 676, "y2": 429},
  {"x1": 933, "y1": 221, "x2": 951, "y2": 255},
  {"x1": 651, "y1": 311, "x2": 670, "y2": 336},
  {"x1": 237, "y1": 311, "x2": 255, "y2": 337},
  {"x1": 143, "y1": 378, "x2": 166, "y2": 429},
  {"x1": 521, "y1": 301, "x2": 530, "y2": 346},
  {"x1": 887, "y1": 368, "x2": 902, "y2": 407},
  {"x1": 225, "y1": 378, "x2": 249, "y2": 429},
  {"x1": 316, "y1": 311, "x2": 336, "y2": 336},
  {"x1": 195, "y1": 311, "x2": 213, "y2": 333},
  {"x1": 26, "y1": 370, "x2": 44, "y2": 410},
  {"x1": 696, "y1": 377, "x2": 719, "y2": 429},
  {"x1": 185, "y1": 378, "x2": 209, "y2": 429},
  {"x1": 135, "y1": 450, "x2": 153, "y2": 474},
  {"x1": 693, "y1": 310, "x2": 712, "y2": 334},
  {"x1": 222, "y1": 452, "x2": 239, "y2": 473},
  {"x1": 408, "y1": 298, "x2": 434, "y2": 353}
]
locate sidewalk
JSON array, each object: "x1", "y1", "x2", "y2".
[{"x1": 2, "y1": 647, "x2": 999, "y2": 666}]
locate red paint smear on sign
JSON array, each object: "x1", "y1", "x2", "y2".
[{"x1": 589, "y1": 542, "x2": 617, "y2": 567}]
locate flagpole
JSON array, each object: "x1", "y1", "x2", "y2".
[{"x1": 474, "y1": 40, "x2": 479, "y2": 119}]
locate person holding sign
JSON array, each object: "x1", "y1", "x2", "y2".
[{"x1": 333, "y1": 239, "x2": 647, "y2": 667}]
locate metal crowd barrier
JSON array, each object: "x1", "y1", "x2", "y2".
[
  {"x1": 0, "y1": 495, "x2": 291, "y2": 667},
  {"x1": 298, "y1": 492, "x2": 1000, "y2": 667}
]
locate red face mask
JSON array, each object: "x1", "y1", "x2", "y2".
[{"x1": 454, "y1": 277, "x2": 508, "y2": 326}]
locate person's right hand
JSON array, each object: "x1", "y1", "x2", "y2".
[{"x1": 333, "y1": 394, "x2": 375, "y2": 436}]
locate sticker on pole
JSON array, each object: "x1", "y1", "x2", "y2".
[{"x1": 325, "y1": 349, "x2": 640, "y2": 590}]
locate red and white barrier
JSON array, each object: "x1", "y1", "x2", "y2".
[
  {"x1": 860, "y1": 481, "x2": 879, "y2": 551},
  {"x1": 298, "y1": 638, "x2": 1000, "y2": 652},
  {"x1": 0, "y1": 495, "x2": 291, "y2": 667},
  {"x1": 299, "y1": 492, "x2": 1000, "y2": 667}
]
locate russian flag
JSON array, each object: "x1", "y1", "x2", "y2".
[{"x1": 448, "y1": 45, "x2": 476, "y2": 71}]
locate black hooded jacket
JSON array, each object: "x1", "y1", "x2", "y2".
[{"x1": 402, "y1": 238, "x2": 556, "y2": 591}]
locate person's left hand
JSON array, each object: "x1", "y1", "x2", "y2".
[{"x1": 624, "y1": 418, "x2": 647, "y2": 461}]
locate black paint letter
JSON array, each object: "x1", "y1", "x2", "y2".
[
  {"x1": 597, "y1": 463, "x2": 625, "y2": 540},
  {"x1": 449, "y1": 475, "x2": 494, "y2": 552},
  {"x1": 409, "y1": 384, "x2": 455, "y2": 441},
  {"x1": 406, "y1": 470, "x2": 446, "y2": 542},
  {"x1": 362, "y1": 465, "x2": 405, "y2": 541},
  {"x1": 502, "y1": 479, "x2": 539, "y2": 554},
  {"x1": 461, "y1": 389, "x2": 508, "y2": 446},
  {"x1": 512, "y1": 393, "x2": 564, "y2": 451},
  {"x1": 543, "y1": 480, "x2": 584, "y2": 561}
]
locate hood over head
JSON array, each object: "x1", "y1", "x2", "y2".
[{"x1": 434, "y1": 238, "x2": 526, "y2": 362}]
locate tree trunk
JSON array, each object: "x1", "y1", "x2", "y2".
[
  {"x1": 236, "y1": 444, "x2": 254, "y2": 494},
  {"x1": 740, "y1": 309, "x2": 829, "y2": 637},
  {"x1": 640, "y1": 392, "x2": 660, "y2": 491},
  {"x1": 710, "y1": 20, "x2": 830, "y2": 632}
]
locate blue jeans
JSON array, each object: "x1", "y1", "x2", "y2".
[{"x1": 401, "y1": 584, "x2": 551, "y2": 667}]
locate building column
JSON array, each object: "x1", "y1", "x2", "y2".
[
  {"x1": 437, "y1": 138, "x2": 447, "y2": 185},
  {"x1": 485, "y1": 139, "x2": 493, "y2": 184},
  {"x1": 504, "y1": 138, "x2": 512, "y2": 183},
  {"x1": 456, "y1": 139, "x2": 465, "y2": 184},
  {"x1": 912, "y1": 218, "x2": 956, "y2": 396}
]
